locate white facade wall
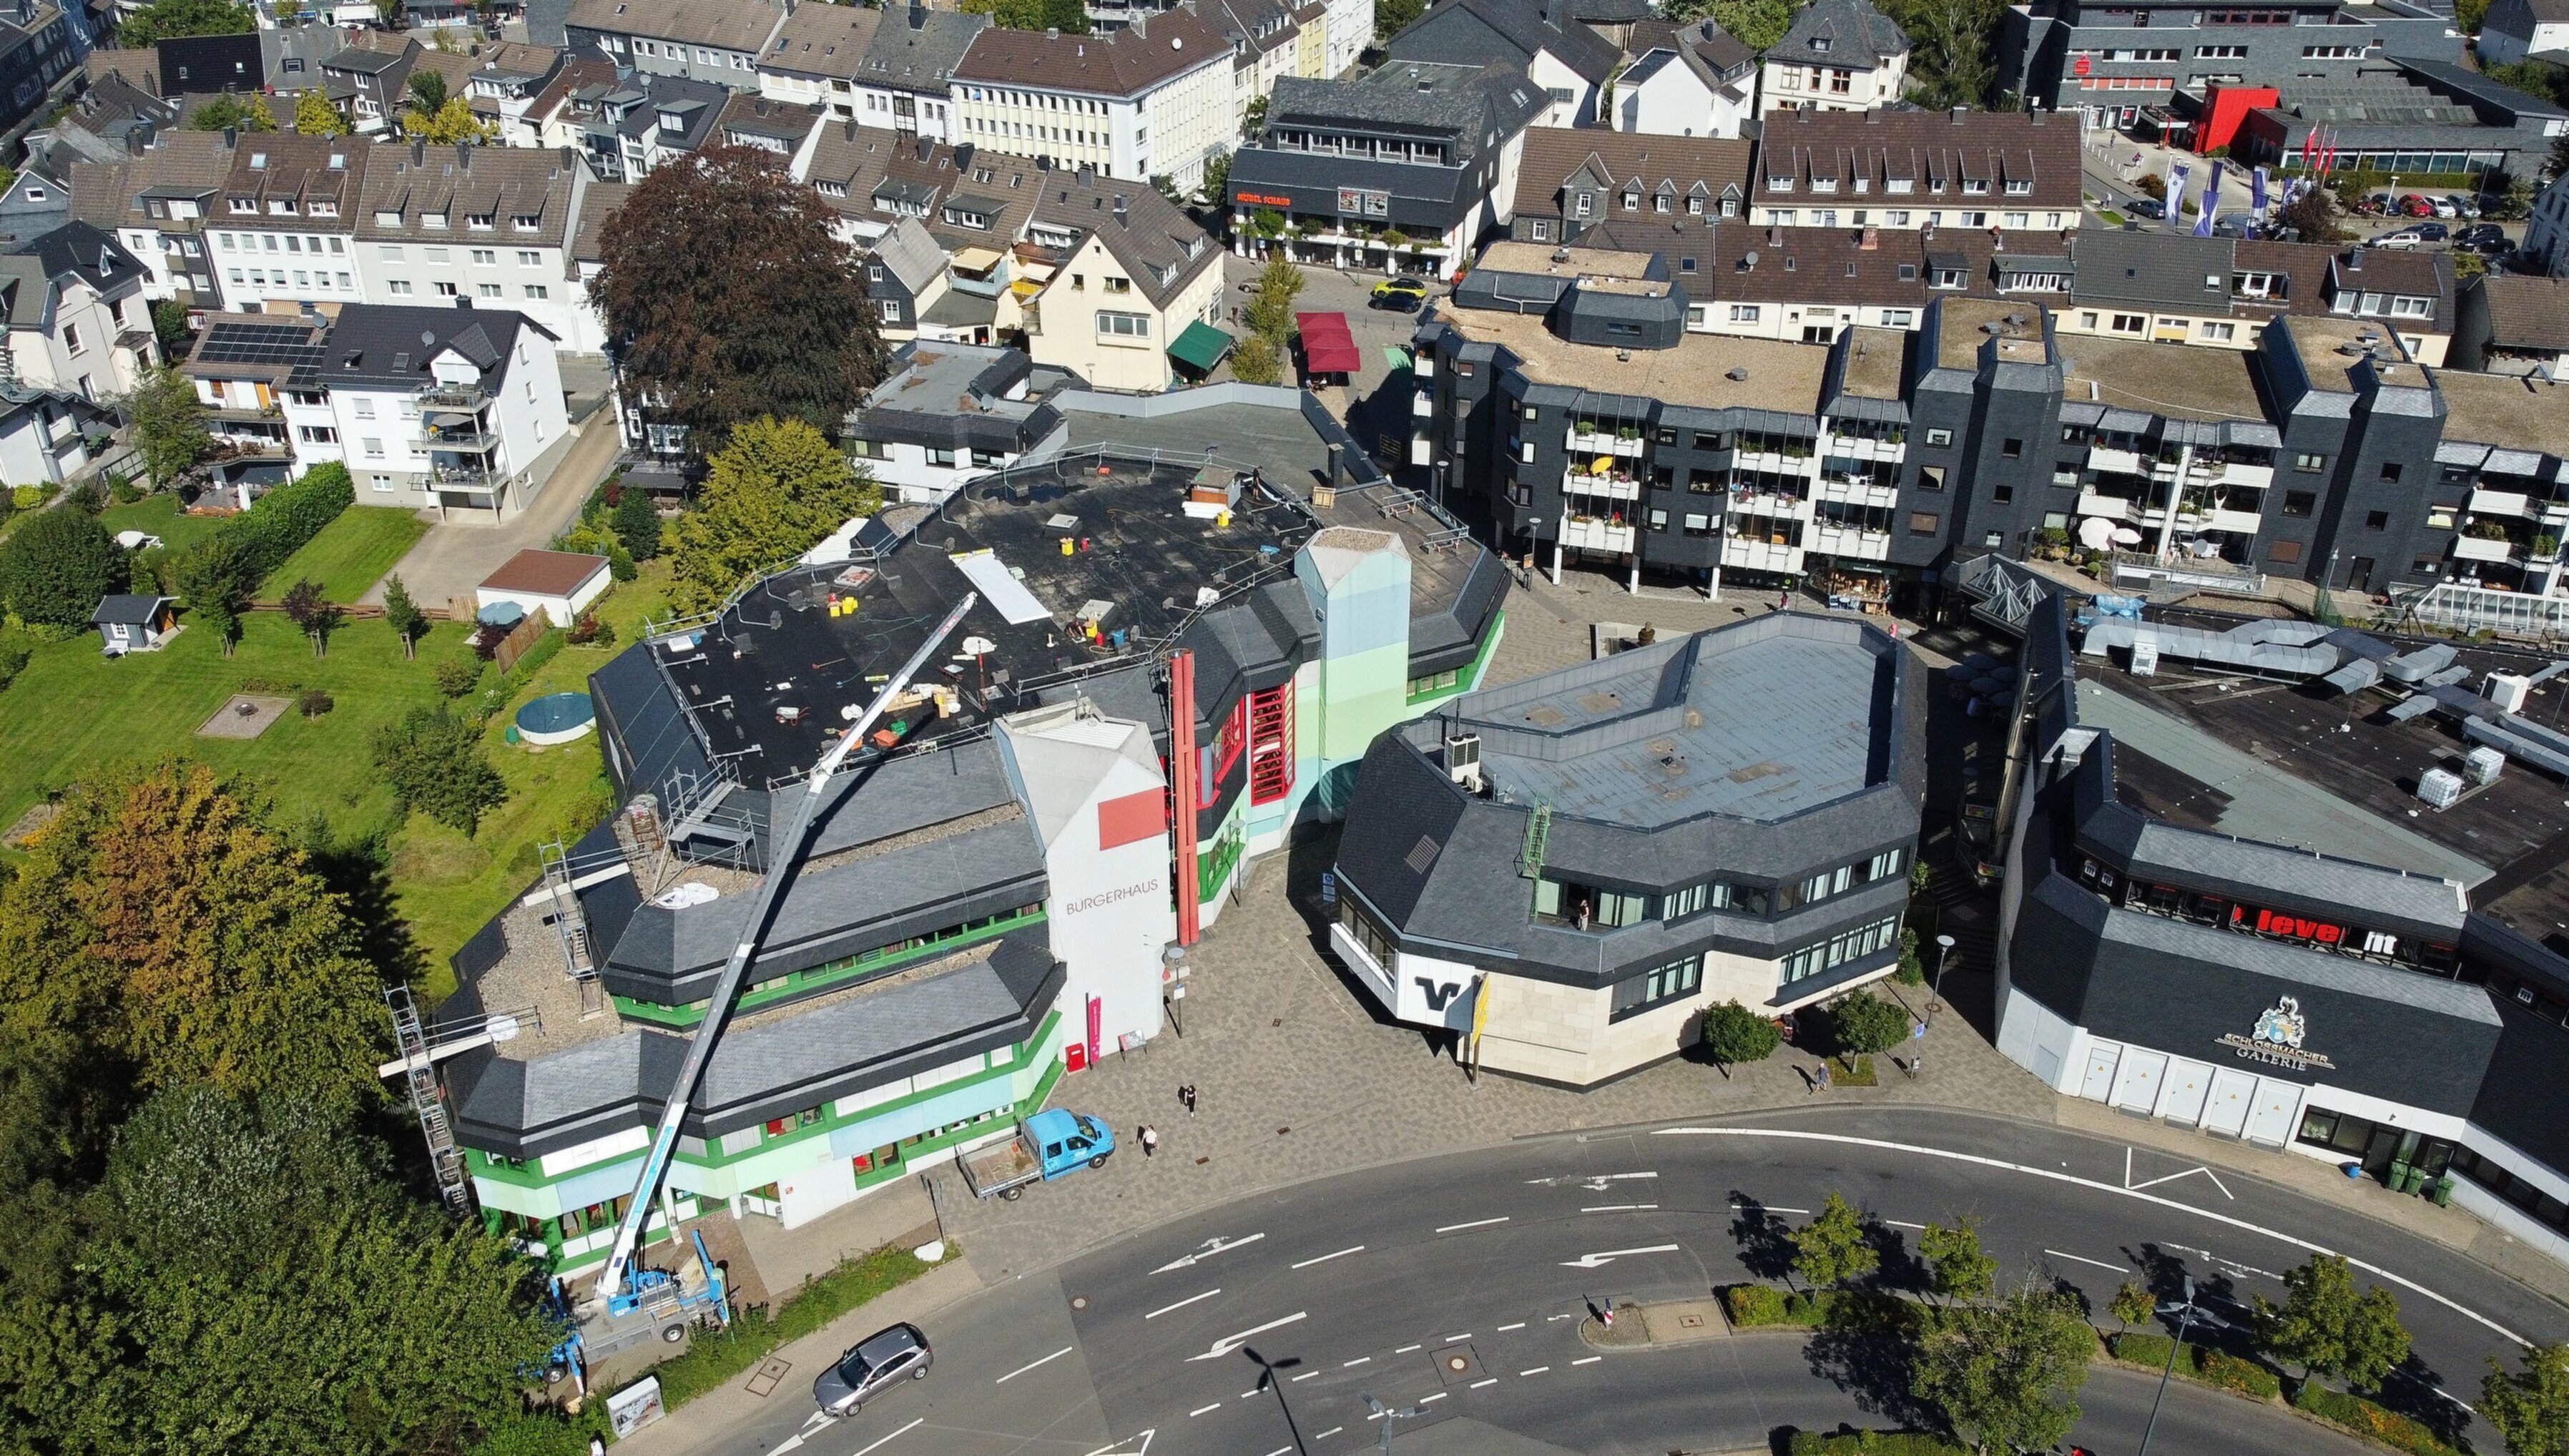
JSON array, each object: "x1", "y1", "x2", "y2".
[
  {"x1": 8, "y1": 282, "x2": 154, "y2": 400},
  {"x1": 353, "y1": 235, "x2": 603, "y2": 353},
  {"x1": 1322, "y1": 0, "x2": 1370, "y2": 77},
  {"x1": 1025, "y1": 232, "x2": 1224, "y2": 391},
  {"x1": 1526, "y1": 49, "x2": 1596, "y2": 129},
  {"x1": 1139, "y1": 53, "x2": 1235, "y2": 190},
  {"x1": 1759, "y1": 53, "x2": 1907, "y2": 114},
  {"x1": 1616, "y1": 64, "x2": 1750, "y2": 139},
  {"x1": 957, "y1": 83, "x2": 1134, "y2": 177},
  {"x1": 204, "y1": 220, "x2": 361, "y2": 313},
  {"x1": 2529, "y1": 174, "x2": 2569, "y2": 280},
  {"x1": 855, "y1": 84, "x2": 957, "y2": 141}
]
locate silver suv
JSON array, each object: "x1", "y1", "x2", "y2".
[{"x1": 812, "y1": 1323, "x2": 933, "y2": 1417}]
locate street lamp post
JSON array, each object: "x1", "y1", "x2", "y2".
[
  {"x1": 1929, "y1": 933, "x2": 1957, "y2": 1023},
  {"x1": 2137, "y1": 1277, "x2": 2202, "y2": 1456}
]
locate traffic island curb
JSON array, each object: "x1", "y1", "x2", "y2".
[{"x1": 1577, "y1": 1296, "x2": 1734, "y2": 1351}]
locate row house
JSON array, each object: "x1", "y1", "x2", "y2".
[
  {"x1": 1018, "y1": 164, "x2": 1224, "y2": 391},
  {"x1": 715, "y1": 92, "x2": 831, "y2": 172},
  {"x1": 754, "y1": 0, "x2": 881, "y2": 120},
  {"x1": 201, "y1": 135, "x2": 365, "y2": 315},
  {"x1": 1505, "y1": 127, "x2": 1753, "y2": 243},
  {"x1": 1383, "y1": 0, "x2": 1619, "y2": 129},
  {"x1": 465, "y1": 41, "x2": 571, "y2": 138},
  {"x1": 584, "y1": 74, "x2": 732, "y2": 181},
  {"x1": 511, "y1": 56, "x2": 620, "y2": 149},
  {"x1": 566, "y1": 0, "x2": 790, "y2": 89},
  {"x1": 848, "y1": 3, "x2": 984, "y2": 144},
  {"x1": 1752, "y1": 106, "x2": 2081, "y2": 234},
  {"x1": 353, "y1": 139, "x2": 602, "y2": 353},
  {"x1": 71, "y1": 128, "x2": 230, "y2": 310},
  {"x1": 1609, "y1": 16, "x2": 1757, "y2": 138},
  {"x1": 953, "y1": 8, "x2": 1234, "y2": 192}
]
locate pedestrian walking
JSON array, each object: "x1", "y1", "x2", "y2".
[
  {"x1": 1140, "y1": 1125, "x2": 1159, "y2": 1159},
  {"x1": 1817, "y1": 1061, "x2": 1833, "y2": 1093},
  {"x1": 1179, "y1": 1083, "x2": 1198, "y2": 1116}
]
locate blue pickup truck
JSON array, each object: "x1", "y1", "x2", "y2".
[{"x1": 958, "y1": 1109, "x2": 1115, "y2": 1200}]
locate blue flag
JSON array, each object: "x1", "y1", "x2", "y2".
[
  {"x1": 2251, "y1": 165, "x2": 2269, "y2": 220},
  {"x1": 2194, "y1": 162, "x2": 2224, "y2": 236}
]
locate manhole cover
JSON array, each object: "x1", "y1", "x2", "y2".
[
  {"x1": 1678, "y1": 1314, "x2": 1705, "y2": 1329},
  {"x1": 1071, "y1": 1296, "x2": 1089, "y2": 1310},
  {"x1": 1432, "y1": 1344, "x2": 1485, "y2": 1386}
]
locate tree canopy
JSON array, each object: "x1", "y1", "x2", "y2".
[
  {"x1": 1699, "y1": 1000, "x2": 1781, "y2": 1077},
  {"x1": 669, "y1": 417, "x2": 882, "y2": 612},
  {"x1": 114, "y1": 364, "x2": 212, "y2": 488},
  {"x1": 373, "y1": 707, "x2": 509, "y2": 835},
  {"x1": 0, "y1": 506, "x2": 123, "y2": 631},
  {"x1": 960, "y1": 0, "x2": 1088, "y2": 31},
  {"x1": 117, "y1": 0, "x2": 251, "y2": 46},
  {"x1": 1886, "y1": 0, "x2": 2000, "y2": 109},
  {"x1": 0, "y1": 762, "x2": 388, "y2": 1115},
  {"x1": 1790, "y1": 1191, "x2": 1879, "y2": 1292},
  {"x1": 1919, "y1": 1216, "x2": 1998, "y2": 1306},
  {"x1": 2256, "y1": 1252, "x2": 2410, "y2": 1390},
  {"x1": 1912, "y1": 1282, "x2": 2095, "y2": 1454},
  {"x1": 403, "y1": 94, "x2": 496, "y2": 145},
  {"x1": 294, "y1": 89, "x2": 350, "y2": 137},
  {"x1": 594, "y1": 147, "x2": 885, "y2": 446},
  {"x1": 2485, "y1": 1343, "x2": 2569, "y2": 1456},
  {"x1": 189, "y1": 91, "x2": 277, "y2": 134}
]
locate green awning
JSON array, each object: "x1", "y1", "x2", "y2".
[
  {"x1": 1168, "y1": 320, "x2": 1235, "y2": 373},
  {"x1": 1382, "y1": 345, "x2": 1411, "y2": 372}
]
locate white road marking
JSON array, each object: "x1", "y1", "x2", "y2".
[
  {"x1": 1079, "y1": 1432, "x2": 1154, "y2": 1456},
  {"x1": 1366, "y1": 1410, "x2": 1385, "y2": 1422},
  {"x1": 1519, "y1": 1366, "x2": 1551, "y2": 1377},
  {"x1": 1184, "y1": 1312, "x2": 1307, "y2": 1362},
  {"x1": 1572, "y1": 1356, "x2": 1602, "y2": 1366},
  {"x1": 1420, "y1": 1392, "x2": 1448, "y2": 1405},
  {"x1": 1437, "y1": 1216, "x2": 1509, "y2": 1233},
  {"x1": 1526, "y1": 1171, "x2": 1659, "y2": 1190},
  {"x1": 2165, "y1": 1244, "x2": 2282, "y2": 1280},
  {"x1": 1291, "y1": 1370, "x2": 1320, "y2": 1382},
  {"x1": 1581, "y1": 1204, "x2": 1661, "y2": 1213},
  {"x1": 1153, "y1": 1234, "x2": 1267, "y2": 1274},
  {"x1": 1189, "y1": 1404, "x2": 1221, "y2": 1417},
  {"x1": 1443, "y1": 1332, "x2": 1472, "y2": 1342},
  {"x1": 1496, "y1": 1322, "x2": 1526, "y2": 1332},
  {"x1": 1395, "y1": 1343, "x2": 1423, "y2": 1353},
  {"x1": 1265, "y1": 1447, "x2": 1294, "y2": 1456},
  {"x1": 1660, "y1": 1126, "x2": 2528, "y2": 1344},
  {"x1": 848, "y1": 1417, "x2": 923, "y2": 1456},
  {"x1": 1342, "y1": 1357, "x2": 1371, "y2": 1367},
  {"x1": 1730, "y1": 1202, "x2": 1811, "y2": 1215},
  {"x1": 1560, "y1": 1243, "x2": 1684, "y2": 1269},
  {"x1": 1470, "y1": 1378, "x2": 1498, "y2": 1388},
  {"x1": 1291, "y1": 1245, "x2": 1365, "y2": 1269},
  {"x1": 1241, "y1": 1389, "x2": 1262, "y2": 1400},
  {"x1": 2043, "y1": 1249, "x2": 2128, "y2": 1274},
  {"x1": 1546, "y1": 1314, "x2": 1578, "y2": 1322},
  {"x1": 1144, "y1": 1288, "x2": 1222, "y2": 1320},
  {"x1": 1885, "y1": 1219, "x2": 1925, "y2": 1230},
  {"x1": 996, "y1": 1346, "x2": 1076, "y2": 1383},
  {"x1": 1315, "y1": 1428, "x2": 1343, "y2": 1441}
]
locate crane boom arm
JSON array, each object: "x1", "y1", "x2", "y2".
[{"x1": 591, "y1": 593, "x2": 979, "y2": 1301}]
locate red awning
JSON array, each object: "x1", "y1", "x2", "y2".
[{"x1": 1295, "y1": 311, "x2": 1362, "y2": 375}]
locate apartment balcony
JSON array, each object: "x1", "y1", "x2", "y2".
[
  {"x1": 2076, "y1": 490, "x2": 2138, "y2": 523},
  {"x1": 1413, "y1": 390, "x2": 1432, "y2": 417},
  {"x1": 2204, "y1": 507, "x2": 2264, "y2": 535},
  {"x1": 2471, "y1": 487, "x2": 2532, "y2": 518},
  {"x1": 417, "y1": 383, "x2": 494, "y2": 412},
  {"x1": 1562, "y1": 470, "x2": 1641, "y2": 501},
  {"x1": 1559, "y1": 516, "x2": 1636, "y2": 553},
  {"x1": 1413, "y1": 354, "x2": 1433, "y2": 380},
  {"x1": 1566, "y1": 428, "x2": 1644, "y2": 458},
  {"x1": 1728, "y1": 489, "x2": 1812, "y2": 520},
  {"x1": 1824, "y1": 436, "x2": 1906, "y2": 462},
  {"x1": 2198, "y1": 461, "x2": 2273, "y2": 491},
  {"x1": 1814, "y1": 476, "x2": 1900, "y2": 509},
  {"x1": 426, "y1": 424, "x2": 499, "y2": 451},
  {"x1": 2088, "y1": 444, "x2": 2144, "y2": 476},
  {"x1": 1807, "y1": 523, "x2": 1892, "y2": 561},
  {"x1": 2455, "y1": 534, "x2": 2520, "y2": 564},
  {"x1": 1723, "y1": 536, "x2": 1802, "y2": 574},
  {"x1": 1736, "y1": 449, "x2": 1818, "y2": 476}
]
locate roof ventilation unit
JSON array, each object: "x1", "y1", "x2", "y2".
[{"x1": 2417, "y1": 767, "x2": 2463, "y2": 810}]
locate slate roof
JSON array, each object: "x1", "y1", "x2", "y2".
[
  {"x1": 2068, "y1": 228, "x2": 2232, "y2": 313},
  {"x1": 1030, "y1": 166, "x2": 1221, "y2": 311},
  {"x1": 570, "y1": 178, "x2": 632, "y2": 263},
  {"x1": 1754, "y1": 106, "x2": 2081, "y2": 211},
  {"x1": 2328, "y1": 245, "x2": 2452, "y2": 330},
  {"x1": 762, "y1": 0, "x2": 882, "y2": 80},
  {"x1": 298, "y1": 302, "x2": 548, "y2": 393},
  {"x1": 354, "y1": 139, "x2": 580, "y2": 248},
  {"x1": 1384, "y1": 0, "x2": 1622, "y2": 84},
  {"x1": 802, "y1": 130, "x2": 1046, "y2": 252},
  {"x1": 2475, "y1": 275, "x2": 2569, "y2": 353},
  {"x1": 92, "y1": 594, "x2": 170, "y2": 626},
  {"x1": 69, "y1": 130, "x2": 232, "y2": 238},
  {"x1": 9, "y1": 221, "x2": 144, "y2": 299},
  {"x1": 1767, "y1": 0, "x2": 1908, "y2": 69},
  {"x1": 860, "y1": 4, "x2": 988, "y2": 96},
  {"x1": 955, "y1": 6, "x2": 1229, "y2": 95},
  {"x1": 870, "y1": 215, "x2": 950, "y2": 296},
  {"x1": 1511, "y1": 127, "x2": 1754, "y2": 221},
  {"x1": 1266, "y1": 62, "x2": 1547, "y2": 157},
  {"x1": 719, "y1": 92, "x2": 823, "y2": 148}
]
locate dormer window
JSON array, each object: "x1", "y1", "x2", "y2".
[
  {"x1": 308, "y1": 201, "x2": 335, "y2": 217},
  {"x1": 229, "y1": 198, "x2": 256, "y2": 214},
  {"x1": 1812, "y1": 177, "x2": 1838, "y2": 194},
  {"x1": 468, "y1": 213, "x2": 495, "y2": 230},
  {"x1": 1621, "y1": 190, "x2": 1639, "y2": 210},
  {"x1": 269, "y1": 200, "x2": 296, "y2": 215},
  {"x1": 2005, "y1": 179, "x2": 2032, "y2": 195},
  {"x1": 421, "y1": 212, "x2": 448, "y2": 229},
  {"x1": 1812, "y1": 36, "x2": 1830, "y2": 50},
  {"x1": 1887, "y1": 179, "x2": 1912, "y2": 195},
  {"x1": 1933, "y1": 267, "x2": 1966, "y2": 288},
  {"x1": 1767, "y1": 175, "x2": 1793, "y2": 192},
  {"x1": 375, "y1": 210, "x2": 403, "y2": 226},
  {"x1": 513, "y1": 214, "x2": 540, "y2": 230},
  {"x1": 1962, "y1": 179, "x2": 1989, "y2": 195}
]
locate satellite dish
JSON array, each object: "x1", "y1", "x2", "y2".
[
  {"x1": 962, "y1": 635, "x2": 998, "y2": 655},
  {"x1": 2076, "y1": 516, "x2": 2116, "y2": 550},
  {"x1": 420, "y1": 330, "x2": 437, "y2": 346}
]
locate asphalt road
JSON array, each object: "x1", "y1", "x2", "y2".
[{"x1": 709, "y1": 1107, "x2": 2569, "y2": 1456}]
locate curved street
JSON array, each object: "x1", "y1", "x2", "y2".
[{"x1": 657, "y1": 1106, "x2": 2569, "y2": 1456}]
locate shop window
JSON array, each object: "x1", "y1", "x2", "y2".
[
  {"x1": 765, "y1": 1106, "x2": 824, "y2": 1138},
  {"x1": 1779, "y1": 915, "x2": 1902, "y2": 987},
  {"x1": 1247, "y1": 683, "x2": 1293, "y2": 805},
  {"x1": 1340, "y1": 900, "x2": 1396, "y2": 966},
  {"x1": 1609, "y1": 955, "x2": 1703, "y2": 1020},
  {"x1": 1533, "y1": 877, "x2": 1649, "y2": 930}
]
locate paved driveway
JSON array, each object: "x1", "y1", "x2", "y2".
[{"x1": 358, "y1": 413, "x2": 622, "y2": 611}]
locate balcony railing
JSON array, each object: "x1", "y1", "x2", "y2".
[
  {"x1": 1562, "y1": 471, "x2": 1640, "y2": 501},
  {"x1": 2455, "y1": 534, "x2": 2520, "y2": 564},
  {"x1": 417, "y1": 383, "x2": 493, "y2": 411}
]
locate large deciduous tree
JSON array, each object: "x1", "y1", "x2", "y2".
[
  {"x1": 594, "y1": 147, "x2": 885, "y2": 446},
  {"x1": 2256, "y1": 1252, "x2": 2410, "y2": 1390},
  {"x1": 114, "y1": 363, "x2": 212, "y2": 487},
  {"x1": 0, "y1": 507, "x2": 123, "y2": 631},
  {"x1": 0, "y1": 762, "x2": 387, "y2": 1115},
  {"x1": 173, "y1": 534, "x2": 254, "y2": 655},
  {"x1": 669, "y1": 417, "x2": 881, "y2": 612},
  {"x1": 372, "y1": 707, "x2": 508, "y2": 835},
  {"x1": 1912, "y1": 1281, "x2": 2095, "y2": 1455},
  {"x1": 2485, "y1": 1343, "x2": 2569, "y2": 1456},
  {"x1": 116, "y1": 0, "x2": 250, "y2": 45},
  {"x1": 1887, "y1": 0, "x2": 2000, "y2": 109},
  {"x1": 293, "y1": 89, "x2": 350, "y2": 137},
  {"x1": 1789, "y1": 1191, "x2": 1880, "y2": 1293}
]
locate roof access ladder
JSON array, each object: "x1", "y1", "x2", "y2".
[
  {"x1": 590, "y1": 592, "x2": 980, "y2": 1302},
  {"x1": 385, "y1": 985, "x2": 474, "y2": 1218}
]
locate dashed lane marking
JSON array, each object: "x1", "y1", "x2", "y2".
[
  {"x1": 1188, "y1": 1404, "x2": 1221, "y2": 1418},
  {"x1": 1395, "y1": 1344, "x2": 1423, "y2": 1353},
  {"x1": 1315, "y1": 1429, "x2": 1343, "y2": 1441},
  {"x1": 1144, "y1": 1289, "x2": 1221, "y2": 1320},
  {"x1": 1290, "y1": 1371, "x2": 1320, "y2": 1382},
  {"x1": 995, "y1": 1347, "x2": 1075, "y2": 1384},
  {"x1": 1443, "y1": 1332, "x2": 1472, "y2": 1343},
  {"x1": 1582, "y1": 1204, "x2": 1661, "y2": 1213},
  {"x1": 1292, "y1": 1246, "x2": 1365, "y2": 1270},
  {"x1": 1436, "y1": 1216, "x2": 1509, "y2": 1234},
  {"x1": 1496, "y1": 1322, "x2": 1526, "y2": 1332},
  {"x1": 1420, "y1": 1392, "x2": 1448, "y2": 1405},
  {"x1": 1470, "y1": 1379, "x2": 1498, "y2": 1389},
  {"x1": 1342, "y1": 1357, "x2": 1371, "y2": 1367},
  {"x1": 1572, "y1": 1357, "x2": 1602, "y2": 1366},
  {"x1": 2044, "y1": 1249, "x2": 2128, "y2": 1274},
  {"x1": 848, "y1": 1417, "x2": 923, "y2": 1456},
  {"x1": 1661, "y1": 1126, "x2": 2527, "y2": 1344},
  {"x1": 1520, "y1": 1367, "x2": 1551, "y2": 1377}
]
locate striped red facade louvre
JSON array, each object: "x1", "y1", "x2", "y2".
[{"x1": 1248, "y1": 684, "x2": 1293, "y2": 805}]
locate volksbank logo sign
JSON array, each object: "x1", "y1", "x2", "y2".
[{"x1": 2215, "y1": 995, "x2": 2336, "y2": 1072}]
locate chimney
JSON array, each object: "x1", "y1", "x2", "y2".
[
  {"x1": 1860, "y1": 226, "x2": 1877, "y2": 250},
  {"x1": 2344, "y1": 246, "x2": 2363, "y2": 272},
  {"x1": 1131, "y1": 11, "x2": 1146, "y2": 34},
  {"x1": 456, "y1": 142, "x2": 473, "y2": 170},
  {"x1": 222, "y1": 125, "x2": 237, "y2": 147},
  {"x1": 1046, "y1": 24, "x2": 1058, "y2": 37},
  {"x1": 1327, "y1": 439, "x2": 1344, "y2": 488},
  {"x1": 1951, "y1": 107, "x2": 1968, "y2": 124},
  {"x1": 908, "y1": 0, "x2": 925, "y2": 27},
  {"x1": 411, "y1": 137, "x2": 426, "y2": 166}
]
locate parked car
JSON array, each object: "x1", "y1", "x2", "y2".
[
  {"x1": 1372, "y1": 275, "x2": 1430, "y2": 303},
  {"x1": 2414, "y1": 221, "x2": 2450, "y2": 242},
  {"x1": 2401, "y1": 194, "x2": 2437, "y2": 217},
  {"x1": 2428, "y1": 195, "x2": 2458, "y2": 218},
  {"x1": 2357, "y1": 192, "x2": 2393, "y2": 216},
  {"x1": 2460, "y1": 222, "x2": 2505, "y2": 248},
  {"x1": 2373, "y1": 230, "x2": 2424, "y2": 250},
  {"x1": 1369, "y1": 290, "x2": 1423, "y2": 313},
  {"x1": 814, "y1": 1324, "x2": 933, "y2": 1418},
  {"x1": 2447, "y1": 194, "x2": 2480, "y2": 219},
  {"x1": 2126, "y1": 196, "x2": 2166, "y2": 218}
]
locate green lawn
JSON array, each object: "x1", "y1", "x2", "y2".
[
  {"x1": 98, "y1": 494, "x2": 230, "y2": 553},
  {"x1": 0, "y1": 556, "x2": 672, "y2": 998},
  {"x1": 260, "y1": 506, "x2": 429, "y2": 602}
]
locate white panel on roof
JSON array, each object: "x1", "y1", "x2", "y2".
[{"x1": 949, "y1": 549, "x2": 1052, "y2": 625}]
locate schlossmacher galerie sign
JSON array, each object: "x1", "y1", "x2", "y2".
[{"x1": 2216, "y1": 994, "x2": 2337, "y2": 1072}]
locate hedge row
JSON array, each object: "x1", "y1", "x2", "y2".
[
  {"x1": 2292, "y1": 1382, "x2": 2464, "y2": 1456},
  {"x1": 218, "y1": 463, "x2": 354, "y2": 581},
  {"x1": 1723, "y1": 1284, "x2": 1838, "y2": 1328},
  {"x1": 1787, "y1": 1430, "x2": 1969, "y2": 1456},
  {"x1": 2107, "y1": 1333, "x2": 2283, "y2": 1400}
]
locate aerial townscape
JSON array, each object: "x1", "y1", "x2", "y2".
[{"x1": 10, "y1": 0, "x2": 2569, "y2": 1447}]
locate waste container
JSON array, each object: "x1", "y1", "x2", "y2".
[{"x1": 2428, "y1": 1175, "x2": 2455, "y2": 1206}]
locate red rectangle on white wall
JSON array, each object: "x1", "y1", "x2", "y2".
[{"x1": 1097, "y1": 788, "x2": 1167, "y2": 850}]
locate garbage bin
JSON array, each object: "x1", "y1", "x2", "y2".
[
  {"x1": 2428, "y1": 1175, "x2": 2455, "y2": 1207},
  {"x1": 2388, "y1": 1160, "x2": 2413, "y2": 1192}
]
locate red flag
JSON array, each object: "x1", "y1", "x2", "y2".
[{"x1": 2301, "y1": 127, "x2": 2317, "y2": 167}]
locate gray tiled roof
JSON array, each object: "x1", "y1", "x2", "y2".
[
  {"x1": 1031, "y1": 167, "x2": 1220, "y2": 311},
  {"x1": 2069, "y1": 229, "x2": 2233, "y2": 315},
  {"x1": 1385, "y1": 0, "x2": 1622, "y2": 84},
  {"x1": 297, "y1": 302, "x2": 545, "y2": 393},
  {"x1": 1267, "y1": 62, "x2": 1548, "y2": 158},
  {"x1": 1766, "y1": 0, "x2": 1908, "y2": 69},
  {"x1": 861, "y1": 4, "x2": 988, "y2": 94}
]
